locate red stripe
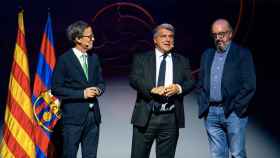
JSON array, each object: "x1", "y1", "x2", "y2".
[
  {"x1": 46, "y1": 141, "x2": 56, "y2": 158},
  {"x1": 12, "y1": 61, "x2": 31, "y2": 96},
  {"x1": 33, "y1": 124, "x2": 50, "y2": 156},
  {"x1": 16, "y1": 28, "x2": 27, "y2": 55},
  {"x1": 33, "y1": 74, "x2": 47, "y2": 97},
  {"x1": 2, "y1": 122, "x2": 30, "y2": 158},
  {"x1": 35, "y1": 102, "x2": 48, "y2": 115},
  {"x1": 51, "y1": 95, "x2": 57, "y2": 100},
  {"x1": 8, "y1": 91, "x2": 50, "y2": 156},
  {"x1": 49, "y1": 118, "x2": 59, "y2": 129},
  {"x1": 7, "y1": 91, "x2": 35, "y2": 138},
  {"x1": 41, "y1": 33, "x2": 56, "y2": 69}
]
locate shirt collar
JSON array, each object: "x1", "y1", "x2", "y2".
[
  {"x1": 73, "y1": 47, "x2": 87, "y2": 58},
  {"x1": 155, "y1": 48, "x2": 171, "y2": 59}
]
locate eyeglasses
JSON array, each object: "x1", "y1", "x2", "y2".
[
  {"x1": 211, "y1": 31, "x2": 230, "y2": 39},
  {"x1": 82, "y1": 34, "x2": 94, "y2": 39}
]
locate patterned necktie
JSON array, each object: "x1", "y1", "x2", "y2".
[{"x1": 81, "y1": 54, "x2": 88, "y2": 80}]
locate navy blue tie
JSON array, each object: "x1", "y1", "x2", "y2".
[
  {"x1": 153, "y1": 54, "x2": 168, "y2": 113},
  {"x1": 157, "y1": 54, "x2": 167, "y2": 86}
]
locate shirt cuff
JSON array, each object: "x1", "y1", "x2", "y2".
[
  {"x1": 83, "y1": 89, "x2": 87, "y2": 99},
  {"x1": 175, "y1": 84, "x2": 182, "y2": 94}
]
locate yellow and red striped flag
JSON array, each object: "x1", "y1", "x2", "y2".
[{"x1": 0, "y1": 10, "x2": 36, "y2": 158}]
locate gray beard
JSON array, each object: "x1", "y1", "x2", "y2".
[
  {"x1": 215, "y1": 44, "x2": 225, "y2": 52},
  {"x1": 216, "y1": 42, "x2": 230, "y2": 52}
]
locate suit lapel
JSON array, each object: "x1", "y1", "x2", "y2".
[
  {"x1": 172, "y1": 53, "x2": 180, "y2": 83},
  {"x1": 87, "y1": 53, "x2": 94, "y2": 82},
  {"x1": 69, "y1": 50, "x2": 88, "y2": 82},
  {"x1": 150, "y1": 52, "x2": 157, "y2": 87},
  {"x1": 222, "y1": 43, "x2": 235, "y2": 85},
  {"x1": 145, "y1": 51, "x2": 156, "y2": 87},
  {"x1": 206, "y1": 49, "x2": 215, "y2": 92}
]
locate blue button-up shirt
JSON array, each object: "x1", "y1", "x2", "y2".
[{"x1": 210, "y1": 43, "x2": 231, "y2": 101}]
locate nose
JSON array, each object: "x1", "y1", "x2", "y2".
[
  {"x1": 218, "y1": 35, "x2": 223, "y2": 39},
  {"x1": 214, "y1": 36, "x2": 223, "y2": 42}
]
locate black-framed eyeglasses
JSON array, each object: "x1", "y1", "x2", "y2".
[{"x1": 211, "y1": 31, "x2": 230, "y2": 39}]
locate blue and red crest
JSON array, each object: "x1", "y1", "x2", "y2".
[{"x1": 33, "y1": 90, "x2": 61, "y2": 132}]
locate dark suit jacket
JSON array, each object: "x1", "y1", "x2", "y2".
[
  {"x1": 129, "y1": 51, "x2": 194, "y2": 128},
  {"x1": 197, "y1": 42, "x2": 256, "y2": 118},
  {"x1": 51, "y1": 49, "x2": 105, "y2": 125}
]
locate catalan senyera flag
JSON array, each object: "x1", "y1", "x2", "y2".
[
  {"x1": 0, "y1": 10, "x2": 36, "y2": 158},
  {"x1": 32, "y1": 14, "x2": 61, "y2": 158}
]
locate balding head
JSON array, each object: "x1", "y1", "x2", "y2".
[
  {"x1": 211, "y1": 19, "x2": 233, "y2": 52},
  {"x1": 211, "y1": 19, "x2": 233, "y2": 33}
]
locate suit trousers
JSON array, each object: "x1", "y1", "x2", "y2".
[
  {"x1": 131, "y1": 112, "x2": 179, "y2": 158},
  {"x1": 62, "y1": 110, "x2": 99, "y2": 158}
]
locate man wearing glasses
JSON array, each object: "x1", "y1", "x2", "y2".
[
  {"x1": 197, "y1": 19, "x2": 256, "y2": 158},
  {"x1": 52, "y1": 20, "x2": 105, "y2": 158}
]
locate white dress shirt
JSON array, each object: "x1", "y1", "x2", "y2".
[{"x1": 155, "y1": 48, "x2": 173, "y2": 87}]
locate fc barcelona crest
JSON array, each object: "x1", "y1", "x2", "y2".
[{"x1": 33, "y1": 90, "x2": 61, "y2": 132}]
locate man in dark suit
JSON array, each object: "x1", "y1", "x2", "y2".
[
  {"x1": 51, "y1": 20, "x2": 105, "y2": 158},
  {"x1": 129, "y1": 23, "x2": 194, "y2": 158},
  {"x1": 197, "y1": 19, "x2": 256, "y2": 158}
]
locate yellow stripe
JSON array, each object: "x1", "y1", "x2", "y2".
[
  {"x1": 18, "y1": 11, "x2": 25, "y2": 35},
  {"x1": 0, "y1": 140, "x2": 16, "y2": 158},
  {"x1": 5, "y1": 106, "x2": 35, "y2": 158},
  {"x1": 14, "y1": 43, "x2": 30, "y2": 77},
  {"x1": 9, "y1": 75, "x2": 33, "y2": 120}
]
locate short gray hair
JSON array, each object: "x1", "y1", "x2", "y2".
[
  {"x1": 153, "y1": 23, "x2": 175, "y2": 38},
  {"x1": 67, "y1": 20, "x2": 90, "y2": 44}
]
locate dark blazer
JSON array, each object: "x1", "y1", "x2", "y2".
[
  {"x1": 51, "y1": 49, "x2": 105, "y2": 125},
  {"x1": 197, "y1": 42, "x2": 256, "y2": 118},
  {"x1": 129, "y1": 51, "x2": 194, "y2": 128}
]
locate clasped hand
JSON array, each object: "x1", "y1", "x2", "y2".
[{"x1": 150, "y1": 84, "x2": 179, "y2": 97}]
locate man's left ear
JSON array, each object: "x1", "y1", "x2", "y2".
[
  {"x1": 229, "y1": 32, "x2": 233, "y2": 39},
  {"x1": 75, "y1": 37, "x2": 82, "y2": 44},
  {"x1": 153, "y1": 38, "x2": 157, "y2": 45}
]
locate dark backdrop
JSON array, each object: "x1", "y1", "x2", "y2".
[{"x1": 1, "y1": 0, "x2": 280, "y2": 142}]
